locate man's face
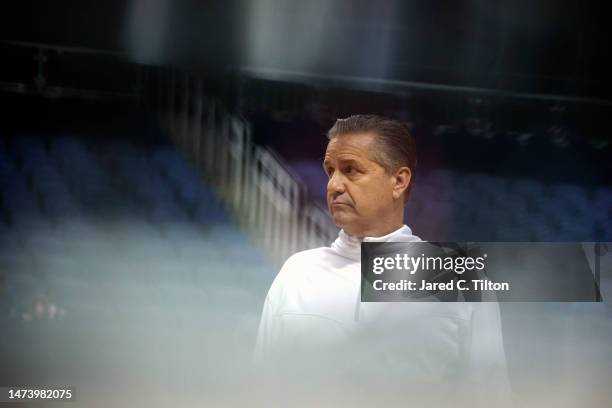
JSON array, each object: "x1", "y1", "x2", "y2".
[{"x1": 323, "y1": 132, "x2": 397, "y2": 236}]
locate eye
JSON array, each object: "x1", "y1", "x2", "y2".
[{"x1": 325, "y1": 167, "x2": 334, "y2": 177}]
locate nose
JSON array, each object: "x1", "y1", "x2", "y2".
[{"x1": 327, "y1": 171, "x2": 345, "y2": 198}]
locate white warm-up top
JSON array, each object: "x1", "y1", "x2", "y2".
[{"x1": 255, "y1": 225, "x2": 512, "y2": 404}]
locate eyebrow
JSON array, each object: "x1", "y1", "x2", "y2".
[{"x1": 322, "y1": 158, "x2": 363, "y2": 169}]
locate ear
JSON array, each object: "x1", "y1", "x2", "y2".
[{"x1": 392, "y1": 166, "x2": 412, "y2": 200}]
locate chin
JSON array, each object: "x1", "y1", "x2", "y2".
[
  {"x1": 331, "y1": 213, "x2": 356, "y2": 231},
  {"x1": 331, "y1": 212, "x2": 347, "y2": 227}
]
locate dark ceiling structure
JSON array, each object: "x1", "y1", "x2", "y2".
[{"x1": 0, "y1": 0, "x2": 607, "y2": 100}]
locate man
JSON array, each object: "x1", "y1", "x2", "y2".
[{"x1": 255, "y1": 115, "x2": 512, "y2": 405}]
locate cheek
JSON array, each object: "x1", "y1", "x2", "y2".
[{"x1": 358, "y1": 182, "x2": 393, "y2": 208}]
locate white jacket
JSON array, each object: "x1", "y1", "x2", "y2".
[{"x1": 255, "y1": 225, "x2": 512, "y2": 405}]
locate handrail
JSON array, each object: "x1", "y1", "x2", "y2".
[{"x1": 144, "y1": 67, "x2": 338, "y2": 267}]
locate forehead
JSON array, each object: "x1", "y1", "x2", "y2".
[{"x1": 324, "y1": 132, "x2": 378, "y2": 160}]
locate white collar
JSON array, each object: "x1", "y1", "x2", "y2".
[{"x1": 330, "y1": 224, "x2": 420, "y2": 262}]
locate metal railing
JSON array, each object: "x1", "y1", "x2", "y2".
[{"x1": 143, "y1": 68, "x2": 338, "y2": 266}]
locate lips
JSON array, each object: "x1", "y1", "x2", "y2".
[{"x1": 330, "y1": 201, "x2": 352, "y2": 208}]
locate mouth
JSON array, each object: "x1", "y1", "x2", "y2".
[{"x1": 330, "y1": 202, "x2": 352, "y2": 209}]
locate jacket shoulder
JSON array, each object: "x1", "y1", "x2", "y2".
[{"x1": 266, "y1": 247, "x2": 332, "y2": 296}]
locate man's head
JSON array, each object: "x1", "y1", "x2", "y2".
[{"x1": 323, "y1": 114, "x2": 417, "y2": 237}]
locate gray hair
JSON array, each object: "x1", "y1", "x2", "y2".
[{"x1": 327, "y1": 114, "x2": 417, "y2": 200}]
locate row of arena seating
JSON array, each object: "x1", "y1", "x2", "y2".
[
  {"x1": 291, "y1": 160, "x2": 612, "y2": 241},
  {"x1": 2, "y1": 134, "x2": 610, "y2": 320},
  {"x1": 0, "y1": 135, "x2": 232, "y2": 226},
  {"x1": 1, "y1": 134, "x2": 275, "y2": 390},
  {"x1": 0, "y1": 134, "x2": 272, "y2": 333}
]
